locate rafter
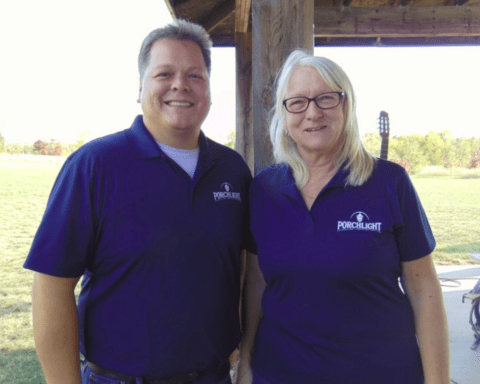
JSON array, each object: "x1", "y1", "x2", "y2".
[
  {"x1": 235, "y1": 0, "x2": 252, "y2": 32},
  {"x1": 314, "y1": 6, "x2": 480, "y2": 37},
  {"x1": 200, "y1": 0, "x2": 235, "y2": 33}
]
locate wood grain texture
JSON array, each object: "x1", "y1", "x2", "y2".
[
  {"x1": 252, "y1": 0, "x2": 314, "y2": 174},
  {"x1": 201, "y1": 0, "x2": 235, "y2": 32},
  {"x1": 235, "y1": 0, "x2": 252, "y2": 32},
  {"x1": 235, "y1": 31, "x2": 254, "y2": 171},
  {"x1": 314, "y1": 5, "x2": 480, "y2": 37}
]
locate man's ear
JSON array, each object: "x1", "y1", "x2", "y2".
[{"x1": 137, "y1": 77, "x2": 143, "y2": 103}]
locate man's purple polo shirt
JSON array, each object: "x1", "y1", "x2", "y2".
[{"x1": 24, "y1": 116, "x2": 253, "y2": 380}]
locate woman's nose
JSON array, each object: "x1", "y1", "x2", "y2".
[{"x1": 305, "y1": 100, "x2": 324, "y2": 119}]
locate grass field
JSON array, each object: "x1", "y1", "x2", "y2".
[{"x1": 0, "y1": 154, "x2": 479, "y2": 382}]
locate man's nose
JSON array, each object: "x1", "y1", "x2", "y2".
[{"x1": 171, "y1": 74, "x2": 190, "y2": 92}]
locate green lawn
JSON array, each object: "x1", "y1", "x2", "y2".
[
  {"x1": 412, "y1": 173, "x2": 480, "y2": 264},
  {"x1": 0, "y1": 349, "x2": 44, "y2": 384},
  {"x1": 0, "y1": 155, "x2": 479, "y2": 382}
]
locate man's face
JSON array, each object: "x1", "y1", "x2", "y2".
[{"x1": 138, "y1": 39, "x2": 210, "y2": 148}]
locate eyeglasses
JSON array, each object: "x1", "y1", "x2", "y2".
[{"x1": 283, "y1": 92, "x2": 345, "y2": 113}]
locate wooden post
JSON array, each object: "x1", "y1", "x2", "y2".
[
  {"x1": 252, "y1": 0, "x2": 314, "y2": 174},
  {"x1": 235, "y1": 32, "x2": 253, "y2": 171},
  {"x1": 235, "y1": 0, "x2": 253, "y2": 172}
]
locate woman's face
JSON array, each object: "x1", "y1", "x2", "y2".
[{"x1": 285, "y1": 66, "x2": 345, "y2": 159}]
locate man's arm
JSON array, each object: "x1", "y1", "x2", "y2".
[
  {"x1": 32, "y1": 272, "x2": 82, "y2": 384},
  {"x1": 237, "y1": 252, "x2": 266, "y2": 384},
  {"x1": 401, "y1": 255, "x2": 451, "y2": 384}
]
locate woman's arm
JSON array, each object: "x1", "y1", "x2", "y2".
[
  {"x1": 32, "y1": 272, "x2": 82, "y2": 384},
  {"x1": 401, "y1": 255, "x2": 450, "y2": 384},
  {"x1": 237, "y1": 252, "x2": 266, "y2": 384}
]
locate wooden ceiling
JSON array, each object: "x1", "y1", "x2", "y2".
[{"x1": 165, "y1": 0, "x2": 480, "y2": 46}]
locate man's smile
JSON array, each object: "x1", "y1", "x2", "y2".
[{"x1": 165, "y1": 101, "x2": 194, "y2": 107}]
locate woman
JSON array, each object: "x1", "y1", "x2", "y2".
[{"x1": 238, "y1": 50, "x2": 450, "y2": 384}]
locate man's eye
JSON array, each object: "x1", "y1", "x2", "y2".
[
  {"x1": 189, "y1": 74, "x2": 203, "y2": 80},
  {"x1": 156, "y1": 73, "x2": 171, "y2": 78}
]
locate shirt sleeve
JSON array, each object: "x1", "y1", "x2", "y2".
[
  {"x1": 393, "y1": 167, "x2": 436, "y2": 262},
  {"x1": 23, "y1": 151, "x2": 99, "y2": 277}
]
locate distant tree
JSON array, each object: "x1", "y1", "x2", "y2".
[
  {"x1": 33, "y1": 140, "x2": 47, "y2": 155},
  {"x1": 225, "y1": 130, "x2": 235, "y2": 150},
  {"x1": 0, "y1": 132, "x2": 5, "y2": 153},
  {"x1": 422, "y1": 131, "x2": 447, "y2": 166},
  {"x1": 361, "y1": 132, "x2": 381, "y2": 157},
  {"x1": 390, "y1": 157, "x2": 413, "y2": 174},
  {"x1": 6, "y1": 143, "x2": 22, "y2": 154},
  {"x1": 389, "y1": 134, "x2": 427, "y2": 173},
  {"x1": 61, "y1": 142, "x2": 77, "y2": 156},
  {"x1": 453, "y1": 137, "x2": 480, "y2": 167},
  {"x1": 469, "y1": 148, "x2": 480, "y2": 169},
  {"x1": 33, "y1": 139, "x2": 62, "y2": 156},
  {"x1": 22, "y1": 143, "x2": 35, "y2": 155},
  {"x1": 72, "y1": 131, "x2": 92, "y2": 152},
  {"x1": 48, "y1": 139, "x2": 62, "y2": 156}
]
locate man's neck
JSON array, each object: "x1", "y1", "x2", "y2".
[{"x1": 143, "y1": 117, "x2": 200, "y2": 150}]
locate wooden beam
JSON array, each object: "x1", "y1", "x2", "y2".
[
  {"x1": 315, "y1": 35, "x2": 480, "y2": 46},
  {"x1": 200, "y1": 0, "x2": 235, "y2": 33},
  {"x1": 314, "y1": 6, "x2": 480, "y2": 38},
  {"x1": 164, "y1": 0, "x2": 179, "y2": 19},
  {"x1": 252, "y1": 0, "x2": 314, "y2": 174},
  {"x1": 235, "y1": 0, "x2": 252, "y2": 33}
]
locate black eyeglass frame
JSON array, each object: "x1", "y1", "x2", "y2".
[{"x1": 283, "y1": 92, "x2": 345, "y2": 113}]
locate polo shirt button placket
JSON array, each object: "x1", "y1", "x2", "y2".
[{"x1": 304, "y1": 209, "x2": 315, "y2": 237}]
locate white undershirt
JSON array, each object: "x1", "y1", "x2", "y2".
[{"x1": 157, "y1": 142, "x2": 200, "y2": 178}]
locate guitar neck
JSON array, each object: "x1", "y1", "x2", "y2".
[{"x1": 380, "y1": 136, "x2": 389, "y2": 160}]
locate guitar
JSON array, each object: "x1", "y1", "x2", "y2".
[{"x1": 378, "y1": 111, "x2": 390, "y2": 160}]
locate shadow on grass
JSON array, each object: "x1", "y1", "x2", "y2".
[
  {"x1": 0, "y1": 303, "x2": 31, "y2": 317},
  {"x1": 439, "y1": 244, "x2": 480, "y2": 254},
  {"x1": 0, "y1": 349, "x2": 45, "y2": 384}
]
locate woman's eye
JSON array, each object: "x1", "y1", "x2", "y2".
[{"x1": 319, "y1": 95, "x2": 334, "y2": 101}]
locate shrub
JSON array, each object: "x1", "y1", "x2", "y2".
[
  {"x1": 33, "y1": 139, "x2": 62, "y2": 156},
  {"x1": 469, "y1": 149, "x2": 480, "y2": 169},
  {"x1": 443, "y1": 155, "x2": 452, "y2": 169},
  {"x1": 390, "y1": 157, "x2": 413, "y2": 174}
]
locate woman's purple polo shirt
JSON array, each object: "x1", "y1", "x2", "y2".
[{"x1": 249, "y1": 159, "x2": 435, "y2": 384}]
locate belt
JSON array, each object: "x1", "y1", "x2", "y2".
[{"x1": 86, "y1": 361, "x2": 199, "y2": 384}]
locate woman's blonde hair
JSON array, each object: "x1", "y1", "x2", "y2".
[{"x1": 270, "y1": 49, "x2": 376, "y2": 188}]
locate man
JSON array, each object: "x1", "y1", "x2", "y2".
[{"x1": 24, "y1": 20, "x2": 253, "y2": 384}]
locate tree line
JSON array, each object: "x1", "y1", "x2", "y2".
[
  {"x1": 362, "y1": 131, "x2": 480, "y2": 173},
  {"x1": 0, "y1": 132, "x2": 90, "y2": 157},
  {"x1": 1, "y1": 130, "x2": 479, "y2": 174}
]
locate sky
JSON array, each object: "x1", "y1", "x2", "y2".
[{"x1": 1, "y1": 0, "x2": 479, "y2": 146}]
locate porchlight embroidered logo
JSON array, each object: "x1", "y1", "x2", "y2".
[
  {"x1": 337, "y1": 211, "x2": 382, "y2": 233},
  {"x1": 213, "y1": 183, "x2": 241, "y2": 202}
]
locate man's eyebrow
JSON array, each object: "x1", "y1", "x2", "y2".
[{"x1": 152, "y1": 64, "x2": 206, "y2": 72}]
